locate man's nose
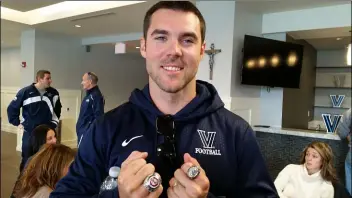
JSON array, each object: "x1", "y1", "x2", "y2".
[{"x1": 168, "y1": 40, "x2": 182, "y2": 56}]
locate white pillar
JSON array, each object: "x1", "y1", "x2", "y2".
[
  {"x1": 17, "y1": 29, "x2": 36, "y2": 152},
  {"x1": 20, "y1": 29, "x2": 36, "y2": 87}
]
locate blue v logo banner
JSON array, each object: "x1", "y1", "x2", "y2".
[
  {"x1": 322, "y1": 113, "x2": 343, "y2": 133},
  {"x1": 330, "y1": 95, "x2": 345, "y2": 107}
]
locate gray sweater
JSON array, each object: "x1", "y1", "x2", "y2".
[{"x1": 337, "y1": 108, "x2": 351, "y2": 147}]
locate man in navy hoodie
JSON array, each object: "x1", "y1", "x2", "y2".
[{"x1": 51, "y1": 1, "x2": 278, "y2": 198}]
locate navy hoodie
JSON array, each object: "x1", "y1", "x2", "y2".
[{"x1": 51, "y1": 80, "x2": 278, "y2": 198}]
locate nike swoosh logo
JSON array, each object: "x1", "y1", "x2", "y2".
[{"x1": 122, "y1": 135, "x2": 143, "y2": 147}]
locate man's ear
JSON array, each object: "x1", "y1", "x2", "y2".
[
  {"x1": 200, "y1": 41, "x2": 206, "y2": 59},
  {"x1": 140, "y1": 37, "x2": 146, "y2": 58}
]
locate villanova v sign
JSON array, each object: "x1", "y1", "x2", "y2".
[
  {"x1": 330, "y1": 95, "x2": 345, "y2": 107},
  {"x1": 321, "y1": 95, "x2": 345, "y2": 133},
  {"x1": 322, "y1": 114, "x2": 343, "y2": 133}
]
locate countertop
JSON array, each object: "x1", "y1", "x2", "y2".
[{"x1": 253, "y1": 126, "x2": 341, "y2": 140}]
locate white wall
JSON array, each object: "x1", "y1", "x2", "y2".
[
  {"x1": 1, "y1": 47, "x2": 21, "y2": 87},
  {"x1": 20, "y1": 29, "x2": 36, "y2": 87},
  {"x1": 262, "y1": 3, "x2": 351, "y2": 34},
  {"x1": 230, "y1": 2, "x2": 263, "y2": 125},
  {"x1": 34, "y1": 30, "x2": 84, "y2": 90},
  {"x1": 32, "y1": 30, "x2": 148, "y2": 112},
  {"x1": 82, "y1": 44, "x2": 148, "y2": 111},
  {"x1": 196, "y1": 1, "x2": 235, "y2": 99},
  {"x1": 23, "y1": 30, "x2": 149, "y2": 112}
]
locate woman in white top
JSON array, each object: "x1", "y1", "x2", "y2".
[{"x1": 274, "y1": 141, "x2": 337, "y2": 198}]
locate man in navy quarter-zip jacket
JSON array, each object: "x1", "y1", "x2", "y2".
[
  {"x1": 51, "y1": 1, "x2": 278, "y2": 198},
  {"x1": 76, "y1": 72, "x2": 104, "y2": 146},
  {"x1": 7, "y1": 70, "x2": 62, "y2": 172}
]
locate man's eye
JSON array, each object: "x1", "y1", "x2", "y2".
[
  {"x1": 184, "y1": 39, "x2": 194, "y2": 43},
  {"x1": 155, "y1": 36, "x2": 166, "y2": 41}
]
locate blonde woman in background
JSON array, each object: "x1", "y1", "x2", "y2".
[
  {"x1": 14, "y1": 144, "x2": 76, "y2": 198},
  {"x1": 274, "y1": 141, "x2": 336, "y2": 198}
]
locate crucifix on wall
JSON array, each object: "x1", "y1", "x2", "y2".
[{"x1": 205, "y1": 43, "x2": 221, "y2": 80}]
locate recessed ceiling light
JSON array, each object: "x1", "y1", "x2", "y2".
[
  {"x1": 336, "y1": 37, "x2": 342, "y2": 40},
  {"x1": 75, "y1": 25, "x2": 81, "y2": 28},
  {"x1": 136, "y1": 46, "x2": 140, "y2": 49}
]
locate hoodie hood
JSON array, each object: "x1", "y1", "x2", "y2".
[{"x1": 129, "y1": 80, "x2": 224, "y2": 123}]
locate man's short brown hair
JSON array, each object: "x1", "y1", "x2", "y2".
[
  {"x1": 143, "y1": 1, "x2": 206, "y2": 43},
  {"x1": 36, "y1": 70, "x2": 51, "y2": 82}
]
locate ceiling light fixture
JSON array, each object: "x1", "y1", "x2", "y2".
[
  {"x1": 75, "y1": 25, "x2": 81, "y2": 28},
  {"x1": 136, "y1": 46, "x2": 140, "y2": 49},
  {"x1": 336, "y1": 38, "x2": 342, "y2": 40},
  {"x1": 1, "y1": 1, "x2": 146, "y2": 25}
]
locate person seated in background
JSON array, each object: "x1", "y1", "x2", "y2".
[
  {"x1": 25, "y1": 124, "x2": 57, "y2": 167},
  {"x1": 10, "y1": 124, "x2": 57, "y2": 198},
  {"x1": 274, "y1": 141, "x2": 336, "y2": 198},
  {"x1": 13, "y1": 144, "x2": 76, "y2": 198},
  {"x1": 337, "y1": 108, "x2": 352, "y2": 195}
]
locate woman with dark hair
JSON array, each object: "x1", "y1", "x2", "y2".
[
  {"x1": 10, "y1": 124, "x2": 57, "y2": 198},
  {"x1": 25, "y1": 124, "x2": 57, "y2": 165},
  {"x1": 14, "y1": 144, "x2": 76, "y2": 198},
  {"x1": 274, "y1": 141, "x2": 336, "y2": 198}
]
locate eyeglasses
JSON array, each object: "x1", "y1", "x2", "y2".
[{"x1": 156, "y1": 115, "x2": 177, "y2": 165}]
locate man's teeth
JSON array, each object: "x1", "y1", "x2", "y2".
[{"x1": 163, "y1": 66, "x2": 181, "y2": 71}]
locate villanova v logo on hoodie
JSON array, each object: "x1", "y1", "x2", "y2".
[{"x1": 195, "y1": 129, "x2": 221, "y2": 156}]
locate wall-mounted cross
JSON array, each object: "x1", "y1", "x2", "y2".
[{"x1": 205, "y1": 43, "x2": 221, "y2": 80}]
